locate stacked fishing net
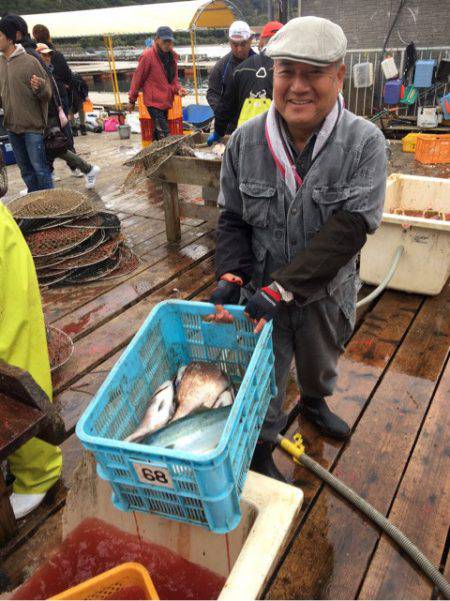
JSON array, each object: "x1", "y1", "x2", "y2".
[
  {"x1": 122, "y1": 133, "x2": 196, "y2": 189},
  {"x1": 8, "y1": 189, "x2": 139, "y2": 288}
]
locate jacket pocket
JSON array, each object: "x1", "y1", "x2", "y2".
[
  {"x1": 312, "y1": 185, "x2": 350, "y2": 205},
  {"x1": 239, "y1": 181, "x2": 276, "y2": 228}
]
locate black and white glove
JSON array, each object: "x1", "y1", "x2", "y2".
[{"x1": 245, "y1": 285, "x2": 281, "y2": 324}]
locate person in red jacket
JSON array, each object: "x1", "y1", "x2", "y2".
[{"x1": 127, "y1": 26, "x2": 187, "y2": 140}]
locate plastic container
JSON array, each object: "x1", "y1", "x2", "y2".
[
  {"x1": 414, "y1": 133, "x2": 450, "y2": 164},
  {"x1": 168, "y1": 117, "x2": 183, "y2": 135},
  {"x1": 360, "y1": 174, "x2": 450, "y2": 295},
  {"x1": 76, "y1": 300, "x2": 276, "y2": 533},
  {"x1": 384, "y1": 79, "x2": 403, "y2": 104},
  {"x1": 0, "y1": 140, "x2": 16, "y2": 165},
  {"x1": 440, "y1": 93, "x2": 450, "y2": 119},
  {"x1": 50, "y1": 562, "x2": 159, "y2": 600},
  {"x1": 168, "y1": 95, "x2": 182, "y2": 120},
  {"x1": 140, "y1": 117, "x2": 154, "y2": 145},
  {"x1": 118, "y1": 124, "x2": 131, "y2": 140},
  {"x1": 402, "y1": 132, "x2": 418, "y2": 152},
  {"x1": 381, "y1": 56, "x2": 398, "y2": 79},
  {"x1": 417, "y1": 106, "x2": 439, "y2": 128},
  {"x1": 413, "y1": 59, "x2": 436, "y2": 88},
  {"x1": 104, "y1": 117, "x2": 119, "y2": 133},
  {"x1": 83, "y1": 99, "x2": 94, "y2": 113},
  {"x1": 352, "y1": 62, "x2": 374, "y2": 88},
  {"x1": 400, "y1": 85, "x2": 418, "y2": 105}
]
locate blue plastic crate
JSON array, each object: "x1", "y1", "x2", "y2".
[
  {"x1": 413, "y1": 59, "x2": 436, "y2": 88},
  {"x1": 76, "y1": 300, "x2": 276, "y2": 533}
]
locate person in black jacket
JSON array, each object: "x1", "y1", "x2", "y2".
[
  {"x1": 208, "y1": 21, "x2": 283, "y2": 144},
  {"x1": 32, "y1": 24, "x2": 72, "y2": 117},
  {"x1": 1, "y1": 14, "x2": 43, "y2": 64},
  {"x1": 206, "y1": 21, "x2": 255, "y2": 134}
]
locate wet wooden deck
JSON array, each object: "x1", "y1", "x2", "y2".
[{"x1": 1, "y1": 133, "x2": 449, "y2": 600}]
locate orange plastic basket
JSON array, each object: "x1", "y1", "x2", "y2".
[
  {"x1": 49, "y1": 562, "x2": 159, "y2": 600},
  {"x1": 414, "y1": 134, "x2": 450, "y2": 164},
  {"x1": 168, "y1": 95, "x2": 182, "y2": 120},
  {"x1": 83, "y1": 99, "x2": 94, "y2": 113},
  {"x1": 138, "y1": 93, "x2": 182, "y2": 121},
  {"x1": 137, "y1": 93, "x2": 150, "y2": 119}
]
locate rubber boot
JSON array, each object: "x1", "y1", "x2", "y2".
[
  {"x1": 80, "y1": 124, "x2": 87, "y2": 136},
  {"x1": 250, "y1": 441, "x2": 286, "y2": 482},
  {"x1": 299, "y1": 396, "x2": 351, "y2": 440}
]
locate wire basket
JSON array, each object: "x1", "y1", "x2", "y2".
[
  {"x1": 7, "y1": 189, "x2": 91, "y2": 219},
  {"x1": 55, "y1": 237, "x2": 121, "y2": 270},
  {"x1": 25, "y1": 226, "x2": 96, "y2": 257}
]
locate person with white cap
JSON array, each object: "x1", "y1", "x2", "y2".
[
  {"x1": 207, "y1": 17, "x2": 387, "y2": 481},
  {"x1": 206, "y1": 20, "x2": 255, "y2": 133}
]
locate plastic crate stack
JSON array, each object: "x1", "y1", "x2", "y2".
[{"x1": 137, "y1": 93, "x2": 183, "y2": 147}]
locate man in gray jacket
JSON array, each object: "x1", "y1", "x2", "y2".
[
  {"x1": 0, "y1": 17, "x2": 53, "y2": 192},
  {"x1": 209, "y1": 17, "x2": 386, "y2": 480}
]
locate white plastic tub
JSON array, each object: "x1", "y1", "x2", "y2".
[
  {"x1": 58, "y1": 454, "x2": 303, "y2": 600},
  {"x1": 360, "y1": 174, "x2": 450, "y2": 295}
]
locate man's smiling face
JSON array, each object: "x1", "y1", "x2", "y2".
[{"x1": 273, "y1": 59, "x2": 345, "y2": 131}]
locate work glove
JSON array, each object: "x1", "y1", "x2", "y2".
[
  {"x1": 210, "y1": 278, "x2": 242, "y2": 306},
  {"x1": 207, "y1": 132, "x2": 222, "y2": 146},
  {"x1": 245, "y1": 285, "x2": 281, "y2": 333}
]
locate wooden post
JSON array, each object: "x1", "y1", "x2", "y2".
[
  {"x1": 0, "y1": 471, "x2": 17, "y2": 546},
  {"x1": 162, "y1": 182, "x2": 181, "y2": 242}
]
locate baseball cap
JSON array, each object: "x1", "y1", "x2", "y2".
[
  {"x1": 260, "y1": 21, "x2": 283, "y2": 39},
  {"x1": 228, "y1": 20, "x2": 253, "y2": 41},
  {"x1": 36, "y1": 42, "x2": 53, "y2": 54},
  {"x1": 265, "y1": 16, "x2": 347, "y2": 66},
  {"x1": 155, "y1": 26, "x2": 174, "y2": 41}
]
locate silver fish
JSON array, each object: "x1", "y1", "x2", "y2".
[
  {"x1": 124, "y1": 380, "x2": 176, "y2": 443},
  {"x1": 172, "y1": 361, "x2": 234, "y2": 421},
  {"x1": 144, "y1": 406, "x2": 232, "y2": 454}
]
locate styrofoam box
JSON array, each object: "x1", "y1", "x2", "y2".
[{"x1": 360, "y1": 174, "x2": 450, "y2": 295}]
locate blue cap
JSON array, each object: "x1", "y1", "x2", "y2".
[{"x1": 155, "y1": 26, "x2": 174, "y2": 41}]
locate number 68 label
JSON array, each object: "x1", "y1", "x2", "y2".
[{"x1": 133, "y1": 461, "x2": 174, "y2": 489}]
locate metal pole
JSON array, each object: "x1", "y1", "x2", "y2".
[
  {"x1": 298, "y1": 0, "x2": 301, "y2": 16},
  {"x1": 190, "y1": 29, "x2": 199, "y2": 105},
  {"x1": 268, "y1": 0, "x2": 274, "y2": 20}
]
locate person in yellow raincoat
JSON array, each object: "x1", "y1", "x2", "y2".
[{"x1": 0, "y1": 201, "x2": 62, "y2": 518}]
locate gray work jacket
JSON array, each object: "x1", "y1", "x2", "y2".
[{"x1": 217, "y1": 109, "x2": 387, "y2": 323}]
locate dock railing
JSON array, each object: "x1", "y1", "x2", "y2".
[{"x1": 343, "y1": 46, "x2": 450, "y2": 118}]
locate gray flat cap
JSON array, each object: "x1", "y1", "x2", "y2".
[{"x1": 265, "y1": 16, "x2": 347, "y2": 66}]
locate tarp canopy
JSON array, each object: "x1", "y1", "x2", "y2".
[{"x1": 22, "y1": 0, "x2": 238, "y2": 39}]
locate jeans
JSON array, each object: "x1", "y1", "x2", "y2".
[
  {"x1": 59, "y1": 150, "x2": 91, "y2": 174},
  {"x1": 147, "y1": 107, "x2": 169, "y2": 140},
  {"x1": 8, "y1": 131, "x2": 53, "y2": 192}
]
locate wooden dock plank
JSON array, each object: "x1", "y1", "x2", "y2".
[
  {"x1": 51, "y1": 256, "x2": 214, "y2": 393},
  {"x1": 272, "y1": 290, "x2": 423, "y2": 486},
  {"x1": 42, "y1": 228, "x2": 213, "y2": 325},
  {"x1": 268, "y1": 283, "x2": 449, "y2": 600},
  {"x1": 358, "y1": 359, "x2": 450, "y2": 600},
  {"x1": 53, "y1": 234, "x2": 214, "y2": 341}
]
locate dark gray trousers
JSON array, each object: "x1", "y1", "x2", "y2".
[{"x1": 260, "y1": 297, "x2": 352, "y2": 441}]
